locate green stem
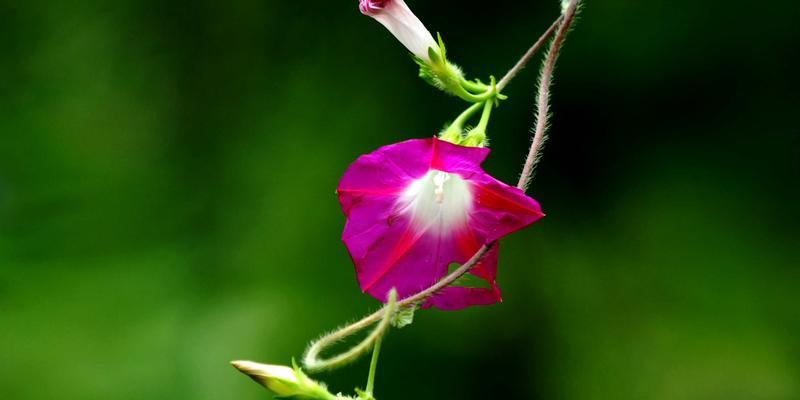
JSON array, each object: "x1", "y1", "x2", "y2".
[
  {"x1": 452, "y1": 84, "x2": 496, "y2": 103},
  {"x1": 440, "y1": 102, "x2": 482, "y2": 143},
  {"x1": 452, "y1": 102, "x2": 483, "y2": 129},
  {"x1": 462, "y1": 100, "x2": 494, "y2": 147},
  {"x1": 475, "y1": 99, "x2": 493, "y2": 132},
  {"x1": 460, "y1": 79, "x2": 488, "y2": 93},
  {"x1": 365, "y1": 335, "x2": 383, "y2": 395}
]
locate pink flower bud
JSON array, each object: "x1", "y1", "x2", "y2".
[{"x1": 359, "y1": 0, "x2": 439, "y2": 62}]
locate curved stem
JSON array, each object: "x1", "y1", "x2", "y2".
[
  {"x1": 496, "y1": 16, "x2": 562, "y2": 92},
  {"x1": 451, "y1": 102, "x2": 483, "y2": 130},
  {"x1": 462, "y1": 99, "x2": 494, "y2": 147},
  {"x1": 303, "y1": 290, "x2": 397, "y2": 372},
  {"x1": 517, "y1": 0, "x2": 579, "y2": 190},
  {"x1": 475, "y1": 99, "x2": 494, "y2": 133},
  {"x1": 327, "y1": 244, "x2": 496, "y2": 331},
  {"x1": 440, "y1": 101, "x2": 483, "y2": 143},
  {"x1": 460, "y1": 79, "x2": 489, "y2": 94},
  {"x1": 453, "y1": 84, "x2": 497, "y2": 103}
]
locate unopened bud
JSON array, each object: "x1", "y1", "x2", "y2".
[
  {"x1": 231, "y1": 360, "x2": 338, "y2": 399},
  {"x1": 358, "y1": 0, "x2": 439, "y2": 62}
]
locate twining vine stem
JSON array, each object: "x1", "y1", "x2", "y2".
[
  {"x1": 304, "y1": 0, "x2": 580, "y2": 373},
  {"x1": 303, "y1": 290, "x2": 397, "y2": 371},
  {"x1": 496, "y1": 16, "x2": 562, "y2": 92},
  {"x1": 517, "y1": 0, "x2": 579, "y2": 191}
]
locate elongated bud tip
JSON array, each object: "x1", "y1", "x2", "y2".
[
  {"x1": 231, "y1": 360, "x2": 339, "y2": 399},
  {"x1": 231, "y1": 361, "x2": 302, "y2": 395},
  {"x1": 359, "y1": 0, "x2": 388, "y2": 15},
  {"x1": 357, "y1": 0, "x2": 438, "y2": 62},
  {"x1": 231, "y1": 360, "x2": 286, "y2": 377}
]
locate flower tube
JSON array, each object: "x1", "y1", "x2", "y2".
[{"x1": 359, "y1": 0, "x2": 439, "y2": 62}]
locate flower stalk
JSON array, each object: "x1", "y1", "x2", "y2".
[
  {"x1": 233, "y1": 1, "x2": 582, "y2": 398},
  {"x1": 365, "y1": 335, "x2": 383, "y2": 395},
  {"x1": 462, "y1": 95, "x2": 495, "y2": 147},
  {"x1": 518, "y1": 0, "x2": 580, "y2": 190},
  {"x1": 439, "y1": 76, "x2": 500, "y2": 147},
  {"x1": 439, "y1": 102, "x2": 483, "y2": 144}
]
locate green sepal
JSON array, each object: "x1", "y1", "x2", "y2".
[
  {"x1": 461, "y1": 128, "x2": 487, "y2": 148},
  {"x1": 427, "y1": 46, "x2": 441, "y2": 64},
  {"x1": 439, "y1": 121, "x2": 464, "y2": 144},
  {"x1": 436, "y1": 32, "x2": 447, "y2": 59}
]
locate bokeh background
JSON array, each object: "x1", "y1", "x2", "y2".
[{"x1": 1, "y1": 0, "x2": 798, "y2": 399}]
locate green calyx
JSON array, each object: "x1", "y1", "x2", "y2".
[
  {"x1": 439, "y1": 77, "x2": 501, "y2": 148},
  {"x1": 415, "y1": 34, "x2": 507, "y2": 104},
  {"x1": 416, "y1": 34, "x2": 505, "y2": 148}
]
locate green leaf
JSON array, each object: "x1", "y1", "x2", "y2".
[{"x1": 391, "y1": 305, "x2": 417, "y2": 329}]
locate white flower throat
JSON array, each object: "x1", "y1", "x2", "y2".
[
  {"x1": 400, "y1": 170, "x2": 472, "y2": 232},
  {"x1": 433, "y1": 170, "x2": 449, "y2": 203}
]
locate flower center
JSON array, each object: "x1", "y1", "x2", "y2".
[{"x1": 399, "y1": 170, "x2": 472, "y2": 233}]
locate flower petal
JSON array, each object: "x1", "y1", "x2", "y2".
[
  {"x1": 337, "y1": 137, "x2": 542, "y2": 309},
  {"x1": 467, "y1": 169, "x2": 545, "y2": 242},
  {"x1": 424, "y1": 244, "x2": 502, "y2": 311}
]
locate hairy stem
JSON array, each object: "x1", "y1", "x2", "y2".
[
  {"x1": 326, "y1": 244, "x2": 495, "y2": 333},
  {"x1": 496, "y1": 16, "x2": 562, "y2": 92},
  {"x1": 518, "y1": 0, "x2": 579, "y2": 190},
  {"x1": 389, "y1": 0, "x2": 581, "y2": 315},
  {"x1": 303, "y1": 290, "x2": 397, "y2": 372}
]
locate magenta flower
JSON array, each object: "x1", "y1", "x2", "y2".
[{"x1": 337, "y1": 138, "x2": 544, "y2": 310}]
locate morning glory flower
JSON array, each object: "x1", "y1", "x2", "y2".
[
  {"x1": 337, "y1": 138, "x2": 543, "y2": 310},
  {"x1": 359, "y1": 0, "x2": 439, "y2": 62}
]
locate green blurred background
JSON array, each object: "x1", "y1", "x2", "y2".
[{"x1": 1, "y1": 0, "x2": 798, "y2": 399}]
